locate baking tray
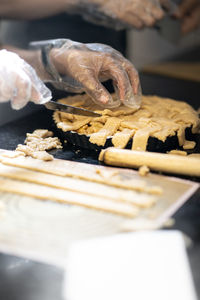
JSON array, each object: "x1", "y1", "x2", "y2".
[
  {"x1": 52, "y1": 91, "x2": 200, "y2": 153},
  {"x1": 53, "y1": 120, "x2": 199, "y2": 153}
]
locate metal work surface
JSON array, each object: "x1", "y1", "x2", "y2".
[{"x1": 0, "y1": 69, "x2": 199, "y2": 300}]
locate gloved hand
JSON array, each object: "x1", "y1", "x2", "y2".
[
  {"x1": 0, "y1": 50, "x2": 51, "y2": 110},
  {"x1": 69, "y1": 0, "x2": 165, "y2": 30},
  {"x1": 47, "y1": 40, "x2": 141, "y2": 109},
  {"x1": 173, "y1": 0, "x2": 200, "y2": 34}
]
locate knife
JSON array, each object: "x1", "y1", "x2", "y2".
[{"x1": 44, "y1": 101, "x2": 102, "y2": 117}]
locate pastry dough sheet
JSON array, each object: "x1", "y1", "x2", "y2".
[
  {"x1": 0, "y1": 150, "x2": 198, "y2": 238},
  {"x1": 0, "y1": 163, "x2": 157, "y2": 208},
  {"x1": 0, "y1": 176, "x2": 139, "y2": 218},
  {"x1": 0, "y1": 153, "x2": 162, "y2": 195}
]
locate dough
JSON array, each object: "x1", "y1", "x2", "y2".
[
  {"x1": 53, "y1": 94, "x2": 200, "y2": 150},
  {"x1": 168, "y1": 150, "x2": 187, "y2": 156},
  {"x1": 131, "y1": 129, "x2": 150, "y2": 151},
  {"x1": 0, "y1": 154, "x2": 162, "y2": 195},
  {"x1": 139, "y1": 166, "x2": 150, "y2": 177},
  {"x1": 0, "y1": 176, "x2": 138, "y2": 218},
  {"x1": 183, "y1": 141, "x2": 196, "y2": 150},
  {"x1": 100, "y1": 147, "x2": 200, "y2": 177},
  {"x1": 0, "y1": 163, "x2": 157, "y2": 208},
  {"x1": 112, "y1": 129, "x2": 134, "y2": 149},
  {"x1": 89, "y1": 117, "x2": 121, "y2": 146},
  {"x1": 15, "y1": 129, "x2": 62, "y2": 161}
]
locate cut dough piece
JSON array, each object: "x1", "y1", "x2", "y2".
[
  {"x1": 0, "y1": 163, "x2": 157, "y2": 208},
  {"x1": 16, "y1": 145, "x2": 53, "y2": 161},
  {"x1": 30, "y1": 151, "x2": 54, "y2": 161},
  {"x1": 183, "y1": 140, "x2": 196, "y2": 150},
  {"x1": 55, "y1": 116, "x2": 92, "y2": 132},
  {"x1": 80, "y1": 122, "x2": 103, "y2": 134},
  {"x1": 112, "y1": 129, "x2": 135, "y2": 148},
  {"x1": 89, "y1": 117, "x2": 121, "y2": 146},
  {"x1": 132, "y1": 129, "x2": 150, "y2": 151},
  {"x1": 0, "y1": 176, "x2": 138, "y2": 218},
  {"x1": 168, "y1": 150, "x2": 187, "y2": 156},
  {"x1": 0, "y1": 153, "x2": 162, "y2": 195},
  {"x1": 25, "y1": 137, "x2": 62, "y2": 152},
  {"x1": 27, "y1": 129, "x2": 54, "y2": 139},
  {"x1": 177, "y1": 127, "x2": 185, "y2": 147}
]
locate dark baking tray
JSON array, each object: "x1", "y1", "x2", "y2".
[
  {"x1": 53, "y1": 121, "x2": 199, "y2": 153},
  {"x1": 52, "y1": 84, "x2": 200, "y2": 153}
]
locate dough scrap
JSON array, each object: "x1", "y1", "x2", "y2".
[
  {"x1": 54, "y1": 94, "x2": 200, "y2": 151},
  {"x1": 16, "y1": 129, "x2": 62, "y2": 161},
  {"x1": 183, "y1": 140, "x2": 196, "y2": 150},
  {"x1": 139, "y1": 165, "x2": 150, "y2": 177},
  {"x1": 56, "y1": 117, "x2": 92, "y2": 132},
  {"x1": 27, "y1": 129, "x2": 53, "y2": 139}
]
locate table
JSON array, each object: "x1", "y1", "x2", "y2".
[{"x1": 0, "y1": 65, "x2": 199, "y2": 300}]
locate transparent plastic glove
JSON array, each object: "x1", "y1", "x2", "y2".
[
  {"x1": 49, "y1": 39, "x2": 141, "y2": 109},
  {"x1": 0, "y1": 50, "x2": 51, "y2": 110},
  {"x1": 69, "y1": 0, "x2": 165, "y2": 30}
]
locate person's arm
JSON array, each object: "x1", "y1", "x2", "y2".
[
  {"x1": 1, "y1": 45, "x2": 52, "y2": 81},
  {"x1": 0, "y1": 49, "x2": 51, "y2": 109},
  {"x1": 0, "y1": 0, "x2": 165, "y2": 29},
  {"x1": 173, "y1": 0, "x2": 200, "y2": 34},
  {"x1": 1, "y1": 39, "x2": 141, "y2": 109}
]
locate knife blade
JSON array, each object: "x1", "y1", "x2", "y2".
[{"x1": 44, "y1": 101, "x2": 101, "y2": 117}]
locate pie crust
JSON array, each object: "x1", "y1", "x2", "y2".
[{"x1": 53, "y1": 94, "x2": 200, "y2": 151}]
